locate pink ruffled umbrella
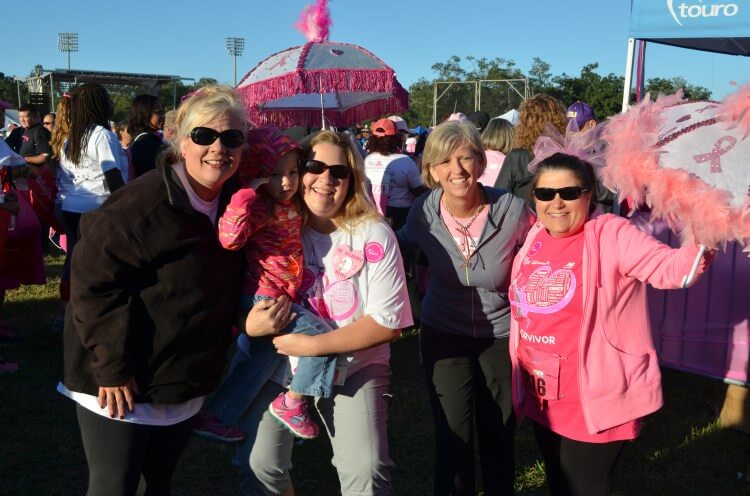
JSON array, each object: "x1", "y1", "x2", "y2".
[
  {"x1": 602, "y1": 83, "x2": 750, "y2": 285},
  {"x1": 236, "y1": 0, "x2": 408, "y2": 128}
]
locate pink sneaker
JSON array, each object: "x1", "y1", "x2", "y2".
[
  {"x1": 192, "y1": 411, "x2": 245, "y2": 443},
  {"x1": 0, "y1": 357, "x2": 19, "y2": 375},
  {"x1": 268, "y1": 393, "x2": 319, "y2": 439}
]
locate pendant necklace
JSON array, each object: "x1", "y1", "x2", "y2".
[{"x1": 442, "y1": 195, "x2": 485, "y2": 283}]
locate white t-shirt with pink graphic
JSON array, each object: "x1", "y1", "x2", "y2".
[
  {"x1": 510, "y1": 228, "x2": 639, "y2": 442},
  {"x1": 299, "y1": 219, "x2": 413, "y2": 380}
]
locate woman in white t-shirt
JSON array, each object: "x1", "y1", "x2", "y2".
[
  {"x1": 233, "y1": 130, "x2": 413, "y2": 495},
  {"x1": 57, "y1": 83, "x2": 126, "y2": 291}
]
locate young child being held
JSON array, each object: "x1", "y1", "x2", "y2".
[{"x1": 193, "y1": 127, "x2": 336, "y2": 441}]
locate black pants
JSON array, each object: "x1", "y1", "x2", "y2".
[
  {"x1": 420, "y1": 325, "x2": 515, "y2": 496},
  {"x1": 76, "y1": 404, "x2": 195, "y2": 496},
  {"x1": 533, "y1": 422, "x2": 627, "y2": 496}
]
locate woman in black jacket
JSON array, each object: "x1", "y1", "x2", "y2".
[{"x1": 61, "y1": 85, "x2": 247, "y2": 496}]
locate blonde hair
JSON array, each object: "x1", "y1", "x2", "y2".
[
  {"x1": 49, "y1": 97, "x2": 72, "y2": 162},
  {"x1": 481, "y1": 118, "x2": 514, "y2": 154},
  {"x1": 300, "y1": 130, "x2": 379, "y2": 230},
  {"x1": 164, "y1": 109, "x2": 177, "y2": 131},
  {"x1": 167, "y1": 85, "x2": 248, "y2": 163},
  {"x1": 421, "y1": 121, "x2": 486, "y2": 189},
  {"x1": 512, "y1": 94, "x2": 567, "y2": 153}
]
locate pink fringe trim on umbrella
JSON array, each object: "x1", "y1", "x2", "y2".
[
  {"x1": 602, "y1": 90, "x2": 750, "y2": 251},
  {"x1": 244, "y1": 86, "x2": 408, "y2": 128},
  {"x1": 238, "y1": 68, "x2": 400, "y2": 106}
]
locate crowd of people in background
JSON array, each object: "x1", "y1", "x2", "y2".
[{"x1": 0, "y1": 85, "x2": 717, "y2": 496}]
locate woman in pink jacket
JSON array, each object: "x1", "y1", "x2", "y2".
[{"x1": 508, "y1": 152, "x2": 714, "y2": 496}]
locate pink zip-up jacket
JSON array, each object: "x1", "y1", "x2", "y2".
[{"x1": 510, "y1": 213, "x2": 708, "y2": 434}]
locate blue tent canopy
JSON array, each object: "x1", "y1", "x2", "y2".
[
  {"x1": 629, "y1": 0, "x2": 750, "y2": 56},
  {"x1": 622, "y1": 0, "x2": 750, "y2": 110}
]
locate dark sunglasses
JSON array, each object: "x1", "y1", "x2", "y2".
[
  {"x1": 190, "y1": 127, "x2": 245, "y2": 148},
  {"x1": 533, "y1": 186, "x2": 589, "y2": 201},
  {"x1": 303, "y1": 159, "x2": 351, "y2": 179}
]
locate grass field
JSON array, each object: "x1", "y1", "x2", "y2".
[{"x1": 1, "y1": 254, "x2": 748, "y2": 495}]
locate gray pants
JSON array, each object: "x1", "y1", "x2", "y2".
[{"x1": 234, "y1": 363, "x2": 394, "y2": 496}]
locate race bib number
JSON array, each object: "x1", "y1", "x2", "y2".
[{"x1": 517, "y1": 345, "x2": 561, "y2": 402}]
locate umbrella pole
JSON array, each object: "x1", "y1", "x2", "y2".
[
  {"x1": 681, "y1": 244, "x2": 706, "y2": 288},
  {"x1": 321, "y1": 91, "x2": 326, "y2": 129},
  {"x1": 319, "y1": 75, "x2": 326, "y2": 129}
]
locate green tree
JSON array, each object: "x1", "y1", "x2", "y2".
[
  {"x1": 549, "y1": 63, "x2": 625, "y2": 120},
  {"x1": 528, "y1": 57, "x2": 553, "y2": 95},
  {"x1": 391, "y1": 55, "x2": 715, "y2": 129},
  {"x1": 0, "y1": 74, "x2": 18, "y2": 106},
  {"x1": 404, "y1": 55, "x2": 526, "y2": 127},
  {"x1": 194, "y1": 77, "x2": 218, "y2": 88},
  {"x1": 645, "y1": 77, "x2": 711, "y2": 100}
]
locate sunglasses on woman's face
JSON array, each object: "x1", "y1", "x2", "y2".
[
  {"x1": 303, "y1": 159, "x2": 351, "y2": 179},
  {"x1": 533, "y1": 186, "x2": 589, "y2": 201},
  {"x1": 189, "y1": 127, "x2": 245, "y2": 148}
]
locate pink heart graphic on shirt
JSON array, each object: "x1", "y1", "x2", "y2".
[
  {"x1": 524, "y1": 266, "x2": 574, "y2": 309},
  {"x1": 332, "y1": 245, "x2": 365, "y2": 281}
]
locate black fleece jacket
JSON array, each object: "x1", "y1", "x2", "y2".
[{"x1": 63, "y1": 162, "x2": 245, "y2": 404}]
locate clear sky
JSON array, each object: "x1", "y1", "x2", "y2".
[{"x1": 3, "y1": 0, "x2": 747, "y2": 101}]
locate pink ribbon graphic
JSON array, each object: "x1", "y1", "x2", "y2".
[{"x1": 692, "y1": 136, "x2": 736, "y2": 173}]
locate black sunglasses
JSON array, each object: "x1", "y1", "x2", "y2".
[
  {"x1": 533, "y1": 186, "x2": 589, "y2": 201},
  {"x1": 190, "y1": 127, "x2": 245, "y2": 148},
  {"x1": 303, "y1": 159, "x2": 351, "y2": 179}
]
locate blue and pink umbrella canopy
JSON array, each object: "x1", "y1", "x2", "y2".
[{"x1": 236, "y1": 1, "x2": 408, "y2": 127}]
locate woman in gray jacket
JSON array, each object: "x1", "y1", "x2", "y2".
[{"x1": 398, "y1": 120, "x2": 530, "y2": 496}]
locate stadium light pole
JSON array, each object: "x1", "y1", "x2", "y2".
[
  {"x1": 225, "y1": 37, "x2": 245, "y2": 86},
  {"x1": 57, "y1": 32, "x2": 79, "y2": 70}
]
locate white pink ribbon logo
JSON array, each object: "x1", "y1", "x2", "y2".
[{"x1": 693, "y1": 136, "x2": 736, "y2": 173}]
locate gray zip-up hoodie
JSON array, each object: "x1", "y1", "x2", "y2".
[{"x1": 398, "y1": 186, "x2": 530, "y2": 339}]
